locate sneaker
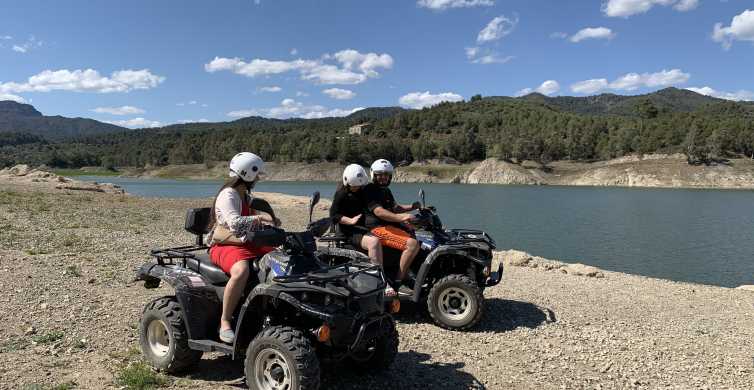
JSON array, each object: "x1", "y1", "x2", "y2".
[
  {"x1": 219, "y1": 328, "x2": 235, "y2": 344},
  {"x1": 397, "y1": 284, "x2": 414, "y2": 296},
  {"x1": 384, "y1": 284, "x2": 397, "y2": 298}
]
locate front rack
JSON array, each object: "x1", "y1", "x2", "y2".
[
  {"x1": 272, "y1": 261, "x2": 385, "y2": 296},
  {"x1": 447, "y1": 229, "x2": 496, "y2": 247}
]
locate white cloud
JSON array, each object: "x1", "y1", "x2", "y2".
[
  {"x1": 570, "y1": 69, "x2": 690, "y2": 94},
  {"x1": 686, "y1": 86, "x2": 754, "y2": 101},
  {"x1": 570, "y1": 27, "x2": 616, "y2": 43},
  {"x1": 0, "y1": 68, "x2": 164, "y2": 95},
  {"x1": 227, "y1": 98, "x2": 363, "y2": 119},
  {"x1": 259, "y1": 86, "x2": 282, "y2": 93},
  {"x1": 0, "y1": 93, "x2": 26, "y2": 103},
  {"x1": 105, "y1": 117, "x2": 162, "y2": 129},
  {"x1": 178, "y1": 118, "x2": 210, "y2": 124},
  {"x1": 609, "y1": 69, "x2": 689, "y2": 90},
  {"x1": 477, "y1": 15, "x2": 518, "y2": 43},
  {"x1": 550, "y1": 32, "x2": 568, "y2": 39},
  {"x1": 296, "y1": 91, "x2": 309, "y2": 97},
  {"x1": 333, "y1": 49, "x2": 394, "y2": 77},
  {"x1": 323, "y1": 88, "x2": 356, "y2": 100},
  {"x1": 516, "y1": 80, "x2": 560, "y2": 96},
  {"x1": 713, "y1": 9, "x2": 754, "y2": 50},
  {"x1": 571, "y1": 79, "x2": 610, "y2": 94},
  {"x1": 602, "y1": 0, "x2": 698, "y2": 17},
  {"x1": 9, "y1": 36, "x2": 42, "y2": 54},
  {"x1": 0, "y1": 36, "x2": 11, "y2": 40},
  {"x1": 465, "y1": 46, "x2": 514, "y2": 64},
  {"x1": 205, "y1": 49, "x2": 393, "y2": 85},
  {"x1": 290, "y1": 48, "x2": 298, "y2": 55},
  {"x1": 398, "y1": 91, "x2": 464, "y2": 109},
  {"x1": 673, "y1": 0, "x2": 699, "y2": 12},
  {"x1": 91, "y1": 106, "x2": 145, "y2": 115},
  {"x1": 417, "y1": 0, "x2": 494, "y2": 11}
]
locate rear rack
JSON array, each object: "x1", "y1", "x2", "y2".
[{"x1": 150, "y1": 245, "x2": 208, "y2": 266}]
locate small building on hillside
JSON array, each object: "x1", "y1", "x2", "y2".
[{"x1": 348, "y1": 123, "x2": 372, "y2": 135}]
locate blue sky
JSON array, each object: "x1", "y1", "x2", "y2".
[{"x1": 1, "y1": 0, "x2": 753, "y2": 127}]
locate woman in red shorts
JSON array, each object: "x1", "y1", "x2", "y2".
[{"x1": 208, "y1": 152, "x2": 280, "y2": 343}]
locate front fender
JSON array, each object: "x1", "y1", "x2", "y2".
[{"x1": 412, "y1": 246, "x2": 486, "y2": 302}]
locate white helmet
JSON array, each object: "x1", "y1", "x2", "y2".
[
  {"x1": 370, "y1": 159, "x2": 394, "y2": 181},
  {"x1": 343, "y1": 164, "x2": 369, "y2": 187},
  {"x1": 229, "y1": 152, "x2": 265, "y2": 182}
]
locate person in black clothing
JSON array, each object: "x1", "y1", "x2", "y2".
[
  {"x1": 365, "y1": 159, "x2": 421, "y2": 291},
  {"x1": 329, "y1": 164, "x2": 383, "y2": 266}
]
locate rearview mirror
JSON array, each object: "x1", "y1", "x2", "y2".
[
  {"x1": 418, "y1": 189, "x2": 426, "y2": 209},
  {"x1": 308, "y1": 191, "x2": 320, "y2": 224}
]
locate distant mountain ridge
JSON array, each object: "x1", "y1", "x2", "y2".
[
  {"x1": 509, "y1": 87, "x2": 730, "y2": 116},
  {"x1": 0, "y1": 101, "x2": 127, "y2": 140},
  {"x1": 0, "y1": 88, "x2": 751, "y2": 142}
]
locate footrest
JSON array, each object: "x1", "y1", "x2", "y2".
[{"x1": 188, "y1": 339, "x2": 234, "y2": 354}]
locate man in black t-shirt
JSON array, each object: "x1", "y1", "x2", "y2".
[{"x1": 365, "y1": 159, "x2": 422, "y2": 289}]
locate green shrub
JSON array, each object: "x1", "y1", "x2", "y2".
[{"x1": 115, "y1": 362, "x2": 168, "y2": 390}]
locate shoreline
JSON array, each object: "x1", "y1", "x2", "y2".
[{"x1": 47, "y1": 153, "x2": 754, "y2": 190}]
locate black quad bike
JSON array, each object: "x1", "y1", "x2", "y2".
[
  {"x1": 318, "y1": 189, "x2": 503, "y2": 331},
  {"x1": 134, "y1": 193, "x2": 398, "y2": 390}
]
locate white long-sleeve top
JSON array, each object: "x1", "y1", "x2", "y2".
[{"x1": 212, "y1": 187, "x2": 264, "y2": 243}]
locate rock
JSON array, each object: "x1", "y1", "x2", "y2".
[
  {"x1": 560, "y1": 263, "x2": 604, "y2": 278},
  {"x1": 24, "y1": 326, "x2": 36, "y2": 335},
  {"x1": 40, "y1": 303, "x2": 48, "y2": 310},
  {"x1": 501, "y1": 250, "x2": 532, "y2": 266},
  {"x1": 1, "y1": 164, "x2": 32, "y2": 176},
  {"x1": 466, "y1": 158, "x2": 544, "y2": 185},
  {"x1": 735, "y1": 285, "x2": 754, "y2": 292}
]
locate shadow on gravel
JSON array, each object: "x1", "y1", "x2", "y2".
[
  {"x1": 181, "y1": 354, "x2": 246, "y2": 388},
  {"x1": 321, "y1": 351, "x2": 485, "y2": 389},
  {"x1": 392, "y1": 298, "x2": 555, "y2": 334},
  {"x1": 476, "y1": 298, "x2": 556, "y2": 333},
  {"x1": 180, "y1": 350, "x2": 484, "y2": 389}
]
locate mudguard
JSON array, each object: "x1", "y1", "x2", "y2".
[
  {"x1": 412, "y1": 245, "x2": 487, "y2": 302},
  {"x1": 134, "y1": 263, "x2": 222, "y2": 341},
  {"x1": 232, "y1": 284, "x2": 335, "y2": 358}
]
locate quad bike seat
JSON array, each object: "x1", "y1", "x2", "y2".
[{"x1": 185, "y1": 252, "x2": 230, "y2": 285}]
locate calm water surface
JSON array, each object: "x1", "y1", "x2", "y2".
[{"x1": 78, "y1": 176, "x2": 754, "y2": 287}]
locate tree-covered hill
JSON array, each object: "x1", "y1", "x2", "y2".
[
  {"x1": 511, "y1": 87, "x2": 728, "y2": 116},
  {"x1": 1, "y1": 88, "x2": 753, "y2": 169},
  {"x1": 0, "y1": 101, "x2": 127, "y2": 140}
]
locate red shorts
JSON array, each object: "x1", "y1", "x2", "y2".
[
  {"x1": 370, "y1": 225, "x2": 412, "y2": 251},
  {"x1": 209, "y1": 244, "x2": 275, "y2": 274}
]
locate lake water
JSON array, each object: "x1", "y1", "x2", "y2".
[{"x1": 78, "y1": 176, "x2": 754, "y2": 288}]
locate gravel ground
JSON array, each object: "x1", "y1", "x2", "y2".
[{"x1": 1, "y1": 181, "x2": 753, "y2": 389}]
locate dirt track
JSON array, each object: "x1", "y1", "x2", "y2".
[{"x1": 1, "y1": 180, "x2": 753, "y2": 389}]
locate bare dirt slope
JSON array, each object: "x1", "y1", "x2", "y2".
[{"x1": 1, "y1": 179, "x2": 753, "y2": 389}]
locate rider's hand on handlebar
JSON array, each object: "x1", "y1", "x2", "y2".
[
  {"x1": 343, "y1": 214, "x2": 362, "y2": 226},
  {"x1": 400, "y1": 213, "x2": 415, "y2": 223},
  {"x1": 411, "y1": 201, "x2": 422, "y2": 210}
]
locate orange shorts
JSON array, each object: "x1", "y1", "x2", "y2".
[{"x1": 370, "y1": 225, "x2": 412, "y2": 251}]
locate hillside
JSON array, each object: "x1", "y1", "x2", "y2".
[
  {"x1": 0, "y1": 101, "x2": 127, "y2": 140},
  {"x1": 513, "y1": 87, "x2": 728, "y2": 116},
  {"x1": 2, "y1": 88, "x2": 754, "y2": 170}
]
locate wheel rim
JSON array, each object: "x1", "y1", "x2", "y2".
[
  {"x1": 438, "y1": 287, "x2": 473, "y2": 322},
  {"x1": 254, "y1": 348, "x2": 292, "y2": 390},
  {"x1": 146, "y1": 319, "x2": 170, "y2": 358}
]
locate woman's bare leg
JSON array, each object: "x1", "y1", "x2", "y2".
[{"x1": 220, "y1": 260, "x2": 250, "y2": 331}]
